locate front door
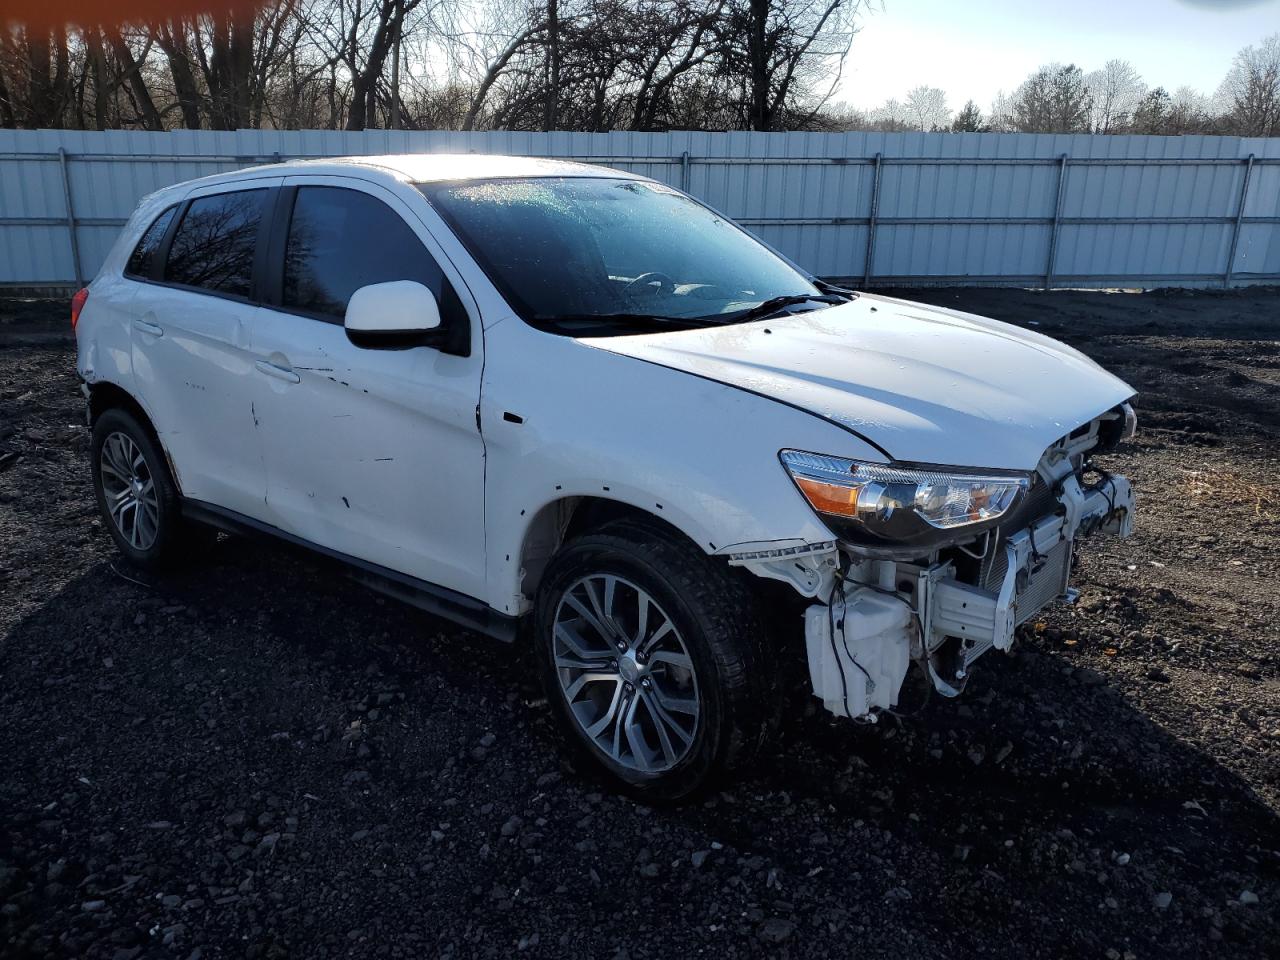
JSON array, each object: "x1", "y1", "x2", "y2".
[{"x1": 249, "y1": 178, "x2": 487, "y2": 600}]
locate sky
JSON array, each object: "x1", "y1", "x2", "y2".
[{"x1": 835, "y1": 0, "x2": 1280, "y2": 111}]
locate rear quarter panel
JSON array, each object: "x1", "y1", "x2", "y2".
[{"x1": 75, "y1": 191, "x2": 181, "y2": 404}]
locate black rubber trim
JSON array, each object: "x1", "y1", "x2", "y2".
[
  {"x1": 150, "y1": 197, "x2": 187, "y2": 281},
  {"x1": 261, "y1": 184, "x2": 295, "y2": 307},
  {"x1": 180, "y1": 499, "x2": 518, "y2": 643}
]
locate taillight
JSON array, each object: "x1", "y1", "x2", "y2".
[{"x1": 70, "y1": 287, "x2": 89, "y2": 332}]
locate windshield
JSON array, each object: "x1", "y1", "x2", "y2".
[{"x1": 419, "y1": 177, "x2": 825, "y2": 335}]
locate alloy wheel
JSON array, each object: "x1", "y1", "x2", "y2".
[
  {"x1": 99, "y1": 431, "x2": 160, "y2": 551},
  {"x1": 552, "y1": 574, "x2": 700, "y2": 773}
]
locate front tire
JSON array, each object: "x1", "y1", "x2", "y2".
[
  {"x1": 534, "y1": 522, "x2": 773, "y2": 801},
  {"x1": 90, "y1": 407, "x2": 215, "y2": 570}
]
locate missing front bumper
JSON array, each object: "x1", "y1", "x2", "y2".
[{"x1": 803, "y1": 469, "x2": 1135, "y2": 719}]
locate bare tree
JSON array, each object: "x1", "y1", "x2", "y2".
[
  {"x1": 153, "y1": 21, "x2": 204, "y2": 129},
  {"x1": 867, "y1": 97, "x2": 910, "y2": 131},
  {"x1": 1085, "y1": 59, "x2": 1145, "y2": 133},
  {"x1": 13, "y1": 4, "x2": 1267, "y2": 136},
  {"x1": 722, "y1": 0, "x2": 862, "y2": 131},
  {"x1": 987, "y1": 89, "x2": 1013, "y2": 131},
  {"x1": 449, "y1": 0, "x2": 861, "y2": 132},
  {"x1": 0, "y1": 0, "x2": 870, "y2": 133},
  {"x1": 1219, "y1": 33, "x2": 1280, "y2": 137},
  {"x1": 1008, "y1": 63, "x2": 1092, "y2": 133},
  {"x1": 298, "y1": 0, "x2": 434, "y2": 130},
  {"x1": 1168, "y1": 86, "x2": 1215, "y2": 134},
  {"x1": 22, "y1": 26, "x2": 71, "y2": 128},
  {"x1": 627, "y1": 0, "x2": 727, "y2": 131},
  {"x1": 0, "y1": 0, "x2": 866, "y2": 132},
  {"x1": 813, "y1": 99, "x2": 867, "y2": 129},
  {"x1": 459, "y1": 19, "x2": 547, "y2": 129},
  {"x1": 84, "y1": 28, "x2": 114, "y2": 130},
  {"x1": 904, "y1": 84, "x2": 949, "y2": 130},
  {"x1": 541, "y1": 0, "x2": 560, "y2": 129},
  {"x1": 102, "y1": 25, "x2": 165, "y2": 130},
  {"x1": 1131, "y1": 84, "x2": 1221, "y2": 136}
]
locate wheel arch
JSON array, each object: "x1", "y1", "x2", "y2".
[
  {"x1": 87, "y1": 380, "x2": 183, "y2": 493},
  {"x1": 88, "y1": 380, "x2": 148, "y2": 427},
  {"x1": 516, "y1": 496, "x2": 709, "y2": 610}
]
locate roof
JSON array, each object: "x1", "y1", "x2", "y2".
[
  {"x1": 316, "y1": 153, "x2": 637, "y2": 183},
  {"x1": 175, "y1": 153, "x2": 641, "y2": 194}
]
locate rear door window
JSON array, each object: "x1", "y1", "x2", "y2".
[
  {"x1": 124, "y1": 205, "x2": 176, "y2": 280},
  {"x1": 164, "y1": 189, "x2": 267, "y2": 298},
  {"x1": 282, "y1": 186, "x2": 453, "y2": 321}
]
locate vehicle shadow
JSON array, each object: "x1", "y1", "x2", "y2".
[
  {"x1": 6, "y1": 532, "x2": 1277, "y2": 842},
  {"x1": 3, "y1": 531, "x2": 1277, "y2": 958}
]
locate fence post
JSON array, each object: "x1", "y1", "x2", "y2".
[
  {"x1": 57, "y1": 147, "x2": 84, "y2": 287},
  {"x1": 1224, "y1": 154, "x2": 1255, "y2": 288},
  {"x1": 1044, "y1": 153, "x2": 1069, "y2": 291},
  {"x1": 862, "y1": 152, "x2": 882, "y2": 288},
  {"x1": 679, "y1": 150, "x2": 691, "y2": 192}
]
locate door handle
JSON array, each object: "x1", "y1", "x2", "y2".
[
  {"x1": 132, "y1": 318, "x2": 164, "y2": 337},
  {"x1": 255, "y1": 360, "x2": 300, "y2": 384}
]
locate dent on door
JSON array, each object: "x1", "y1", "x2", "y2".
[
  {"x1": 249, "y1": 317, "x2": 488, "y2": 601},
  {"x1": 133, "y1": 288, "x2": 267, "y2": 518}
]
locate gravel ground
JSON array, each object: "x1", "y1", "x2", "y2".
[{"x1": 1, "y1": 288, "x2": 1277, "y2": 959}]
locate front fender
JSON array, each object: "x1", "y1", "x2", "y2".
[{"x1": 480, "y1": 319, "x2": 883, "y2": 615}]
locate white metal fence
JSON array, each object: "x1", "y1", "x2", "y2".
[{"x1": 1, "y1": 128, "x2": 1278, "y2": 291}]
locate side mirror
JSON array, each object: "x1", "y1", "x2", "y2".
[{"x1": 344, "y1": 280, "x2": 441, "y2": 349}]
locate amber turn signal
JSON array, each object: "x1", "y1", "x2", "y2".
[{"x1": 794, "y1": 474, "x2": 862, "y2": 517}]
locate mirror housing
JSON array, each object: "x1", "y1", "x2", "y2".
[{"x1": 344, "y1": 280, "x2": 443, "y2": 349}]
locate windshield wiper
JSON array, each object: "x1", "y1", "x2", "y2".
[
  {"x1": 531, "y1": 312, "x2": 724, "y2": 330},
  {"x1": 719, "y1": 293, "x2": 847, "y2": 326},
  {"x1": 813, "y1": 278, "x2": 858, "y2": 299},
  {"x1": 533, "y1": 293, "x2": 848, "y2": 332}
]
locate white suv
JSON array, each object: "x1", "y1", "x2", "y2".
[{"x1": 74, "y1": 154, "x2": 1137, "y2": 799}]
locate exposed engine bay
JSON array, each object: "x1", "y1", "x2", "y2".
[{"x1": 733, "y1": 405, "x2": 1137, "y2": 721}]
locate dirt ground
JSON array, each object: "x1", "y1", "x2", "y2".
[{"x1": 1, "y1": 287, "x2": 1277, "y2": 960}]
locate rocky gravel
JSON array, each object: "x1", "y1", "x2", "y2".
[{"x1": 2, "y1": 287, "x2": 1278, "y2": 959}]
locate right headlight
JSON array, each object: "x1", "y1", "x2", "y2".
[{"x1": 780, "y1": 450, "x2": 1029, "y2": 552}]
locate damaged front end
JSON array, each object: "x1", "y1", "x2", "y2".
[{"x1": 734, "y1": 404, "x2": 1136, "y2": 721}]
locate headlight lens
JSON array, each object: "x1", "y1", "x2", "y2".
[{"x1": 781, "y1": 450, "x2": 1029, "y2": 550}]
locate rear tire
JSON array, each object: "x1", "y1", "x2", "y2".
[
  {"x1": 534, "y1": 521, "x2": 774, "y2": 801},
  {"x1": 90, "y1": 407, "x2": 216, "y2": 570}
]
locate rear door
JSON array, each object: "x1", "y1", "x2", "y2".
[
  {"x1": 249, "y1": 177, "x2": 487, "y2": 600},
  {"x1": 130, "y1": 179, "x2": 278, "y2": 519}
]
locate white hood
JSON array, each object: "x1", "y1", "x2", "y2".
[{"x1": 584, "y1": 293, "x2": 1135, "y2": 471}]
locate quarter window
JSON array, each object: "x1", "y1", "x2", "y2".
[
  {"x1": 282, "y1": 186, "x2": 452, "y2": 321},
  {"x1": 124, "y1": 205, "x2": 176, "y2": 279},
  {"x1": 164, "y1": 189, "x2": 267, "y2": 298}
]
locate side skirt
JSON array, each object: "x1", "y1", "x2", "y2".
[{"x1": 181, "y1": 499, "x2": 519, "y2": 644}]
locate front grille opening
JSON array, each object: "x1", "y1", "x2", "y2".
[{"x1": 975, "y1": 477, "x2": 1060, "y2": 591}]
